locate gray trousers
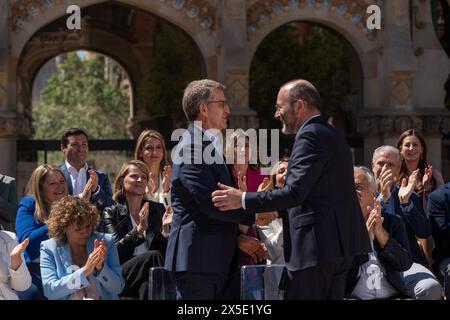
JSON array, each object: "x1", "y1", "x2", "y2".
[
  {"x1": 438, "y1": 258, "x2": 450, "y2": 300},
  {"x1": 401, "y1": 262, "x2": 443, "y2": 300}
]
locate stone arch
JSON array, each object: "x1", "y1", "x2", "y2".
[
  {"x1": 244, "y1": 1, "x2": 380, "y2": 83},
  {"x1": 16, "y1": 28, "x2": 141, "y2": 138},
  {"x1": 10, "y1": 0, "x2": 217, "y2": 76},
  {"x1": 11, "y1": 0, "x2": 212, "y2": 138}
]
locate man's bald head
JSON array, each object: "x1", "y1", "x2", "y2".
[{"x1": 281, "y1": 79, "x2": 320, "y2": 111}]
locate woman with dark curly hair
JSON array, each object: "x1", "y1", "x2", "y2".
[
  {"x1": 102, "y1": 160, "x2": 171, "y2": 299},
  {"x1": 40, "y1": 196, "x2": 124, "y2": 300}
]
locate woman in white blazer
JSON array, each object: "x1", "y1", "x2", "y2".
[{"x1": 0, "y1": 230, "x2": 31, "y2": 299}]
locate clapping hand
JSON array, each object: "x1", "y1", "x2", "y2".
[
  {"x1": 83, "y1": 241, "x2": 106, "y2": 277},
  {"x1": 10, "y1": 238, "x2": 29, "y2": 271},
  {"x1": 162, "y1": 165, "x2": 172, "y2": 193},
  {"x1": 255, "y1": 212, "x2": 278, "y2": 226},
  {"x1": 399, "y1": 169, "x2": 419, "y2": 205},
  {"x1": 136, "y1": 202, "x2": 149, "y2": 236},
  {"x1": 93, "y1": 239, "x2": 107, "y2": 272},
  {"x1": 88, "y1": 170, "x2": 99, "y2": 193},
  {"x1": 422, "y1": 166, "x2": 433, "y2": 191},
  {"x1": 257, "y1": 177, "x2": 270, "y2": 192},
  {"x1": 238, "y1": 234, "x2": 268, "y2": 263},
  {"x1": 237, "y1": 171, "x2": 247, "y2": 192},
  {"x1": 162, "y1": 206, "x2": 173, "y2": 236},
  {"x1": 379, "y1": 165, "x2": 393, "y2": 203}
]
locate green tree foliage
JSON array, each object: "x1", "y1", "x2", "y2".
[
  {"x1": 138, "y1": 21, "x2": 203, "y2": 128},
  {"x1": 250, "y1": 22, "x2": 355, "y2": 130},
  {"x1": 33, "y1": 52, "x2": 129, "y2": 139}
]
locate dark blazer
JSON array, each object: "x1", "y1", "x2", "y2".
[
  {"x1": 345, "y1": 213, "x2": 413, "y2": 299},
  {"x1": 381, "y1": 186, "x2": 431, "y2": 266},
  {"x1": 427, "y1": 183, "x2": 450, "y2": 266},
  {"x1": 59, "y1": 163, "x2": 114, "y2": 210},
  {"x1": 15, "y1": 196, "x2": 49, "y2": 264},
  {"x1": 245, "y1": 116, "x2": 371, "y2": 271},
  {"x1": 165, "y1": 123, "x2": 252, "y2": 274},
  {"x1": 0, "y1": 174, "x2": 18, "y2": 231},
  {"x1": 102, "y1": 199, "x2": 167, "y2": 264}
]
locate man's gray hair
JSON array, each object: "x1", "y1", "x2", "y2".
[
  {"x1": 284, "y1": 79, "x2": 321, "y2": 110},
  {"x1": 354, "y1": 166, "x2": 377, "y2": 192},
  {"x1": 182, "y1": 79, "x2": 225, "y2": 121},
  {"x1": 371, "y1": 145, "x2": 402, "y2": 165}
]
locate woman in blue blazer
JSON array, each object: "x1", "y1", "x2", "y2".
[
  {"x1": 15, "y1": 164, "x2": 69, "y2": 299},
  {"x1": 40, "y1": 196, "x2": 124, "y2": 300}
]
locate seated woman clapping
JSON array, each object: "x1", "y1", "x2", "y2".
[
  {"x1": 0, "y1": 231, "x2": 31, "y2": 299},
  {"x1": 40, "y1": 196, "x2": 124, "y2": 300},
  {"x1": 101, "y1": 160, "x2": 170, "y2": 299}
]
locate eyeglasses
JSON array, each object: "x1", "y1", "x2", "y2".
[{"x1": 206, "y1": 100, "x2": 228, "y2": 108}]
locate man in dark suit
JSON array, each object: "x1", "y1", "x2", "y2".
[
  {"x1": 212, "y1": 79, "x2": 371, "y2": 299},
  {"x1": 346, "y1": 166, "x2": 412, "y2": 299},
  {"x1": 164, "y1": 79, "x2": 267, "y2": 300},
  {"x1": 59, "y1": 128, "x2": 113, "y2": 210},
  {"x1": 427, "y1": 183, "x2": 450, "y2": 299},
  {"x1": 0, "y1": 173, "x2": 18, "y2": 231}
]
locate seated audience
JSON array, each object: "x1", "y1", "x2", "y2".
[
  {"x1": 40, "y1": 196, "x2": 124, "y2": 300},
  {"x1": 15, "y1": 164, "x2": 69, "y2": 299},
  {"x1": 59, "y1": 128, "x2": 114, "y2": 210},
  {"x1": 0, "y1": 231, "x2": 31, "y2": 299},
  {"x1": 102, "y1": 160, "x2": 170, "y2": 299},
  {"x1": 371, "y1": 146, "x2": 442, "y2": 300},
  {"x1": 135, "y1": 130, "x2": 172, "y2": 207},
  {"x1": 346, "y1": 166, "x2": 413, "y2": 299},
  {"x1": 397, "y1": 129, "x2": 444, "y2": 269},
  {"x1": 427, "y1": 183, "x2": 450, "y2": 299},
  {"x1": 256, "y1": 159, "x2": 287, "y2": 266}
]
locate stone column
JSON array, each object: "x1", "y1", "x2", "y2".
[
  {"x1": 0, "y1": 0, "x2": 18, "y2": 177},
  {"x1": 219, "y1": 0, "x2": 258, "y2": 129},
  {"x1": 381, "y1": 1, "x2": 415, "y2": 111}
]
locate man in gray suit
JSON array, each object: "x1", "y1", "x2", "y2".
[{"x1": 0, "y1": 174, "x2": 18, "y2": 231}]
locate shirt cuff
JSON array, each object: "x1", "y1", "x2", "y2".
[
  {"x1": 92, "y1": 186, "x2": 101, "y2": 196},
  {"x1": 241, "y1": 192, "x2": 246, "y2": 210}
]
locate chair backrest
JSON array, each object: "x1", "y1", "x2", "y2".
[
  {"x1": 240, "y1": 264, "x2": 284, "y2": 300},
  {"x1": 148, "y1": 267, "x2": 177, "y2": 300}
]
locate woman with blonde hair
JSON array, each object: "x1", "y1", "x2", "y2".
[
  {"x1": 40, "y1": 196, "x2": 124, "y2": 300},
  {"x1": 102, "y1": 160, "x2": 171, "y2": 299},
  {"x1": 15, "y1": 164, "x2": 69, "y2": 299},
  {"x1": 135, "y1": 130, "x2": 172, "y2": 207}
]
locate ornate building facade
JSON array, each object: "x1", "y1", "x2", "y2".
[{"x1": 1, "y1": 0, "x2": 450, "y2": 179}]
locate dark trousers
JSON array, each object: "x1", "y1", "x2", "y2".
[
  {"x1": 16, "y1": 263, "x2": 46, "y2": 300},
  {"x1": 120, "y1": 250, "x2": 164, "y2": 300},
  {"x1": 281, "y1": 257, "x2": 352, "y2": 300},
  {"x1": 175, "y1": 270, "x2": 240, "y2": 300}
]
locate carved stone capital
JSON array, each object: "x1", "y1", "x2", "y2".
[
  {"x1": 357, "y1": 114, "x2": 450, "y2": 137},
  {"x1": 0, "y1": 111, "x2": 18, "y2": 138}
]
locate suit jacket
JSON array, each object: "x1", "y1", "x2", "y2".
[
  {"x1": 165, "y1": 123, "x2": 253, "y2": 274},
  {"x1": 59, "y1": 164, "x2": 114, "y2": 210},
  {"x1": 245, "y1": 116, "x2": 371, "y2": 271},
  {"x1": 381, "y1": 186, "x2": 431, "y2": 266},
  {"x1": 345, "y1": 213, "x2": 413, "y2": 298},
  {"x1": 40, "y1": 232, "x2": 124, "y2": 300},
  {"x1": 101, "y1": 199, "x2": 168, "y2": 264},
  {"x1": 0, "y1": 174, "x2": 18, "y2": 231},
  {"x1": 15, "y1": 196, "x2": 49, "y2": 264},
  {"x1": 427, "y1": 183, "x2": 450, "y2": 265}
]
